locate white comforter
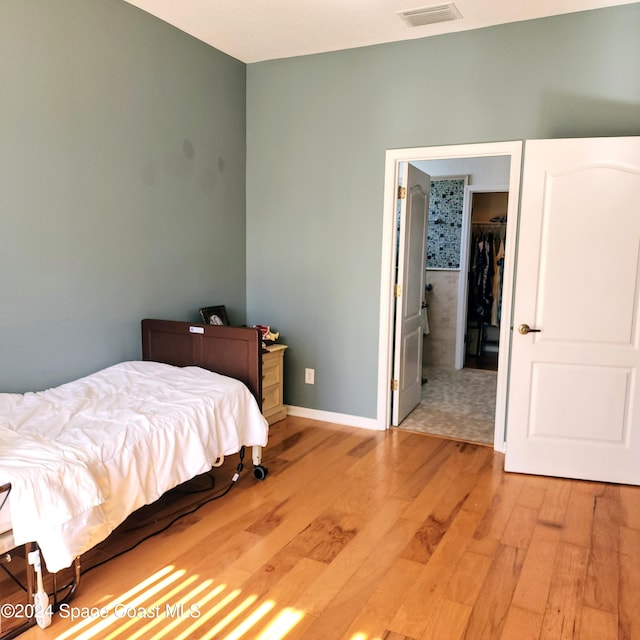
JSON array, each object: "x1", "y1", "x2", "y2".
[{"x1": 0, "y1": 361, "x2": 269, "y2": 572}]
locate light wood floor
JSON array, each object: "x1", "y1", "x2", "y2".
[{"x1": 19, "y1": 417, "x2": 640, "y2": 640}]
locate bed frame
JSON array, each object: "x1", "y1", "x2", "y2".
[
  {"x1": 0, "y1": 319, "x2": 266, "y2": 640},
  {"x1": 141, "y1": 319, "x2": 263, "y2": 407}
]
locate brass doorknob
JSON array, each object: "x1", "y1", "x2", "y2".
[{"x1": 518, "y1": 324, "x2": 541, "y2": 335}]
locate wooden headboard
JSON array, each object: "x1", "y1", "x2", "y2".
[{"x1": 141, "y1": 319, "x2": 263, "y2": 408}]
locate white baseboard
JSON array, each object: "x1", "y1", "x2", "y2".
[
  {"x1": 285, "y1": 406, "x2": 502, "y2": 451},
  {"x1": 285, "y1": 406, "x2": 385, "y2": 431}
]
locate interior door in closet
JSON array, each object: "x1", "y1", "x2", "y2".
[{"x1": 505, "y1": 136, "x2": 640, "y2": 485}]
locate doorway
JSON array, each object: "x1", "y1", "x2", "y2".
[
  {"x1": 378, "y1": 142, "x2": 523, "y2": 451},
  {"x1": 404, "y1": 182, "x2": 510, "y2": 444}
]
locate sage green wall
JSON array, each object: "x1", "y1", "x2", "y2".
[
  {"x1": 246, "y1": 5, "x2": 640, "y2": 419},
  {"x1": 1, "y1": 0, "x2": 246, "y2": 392}
]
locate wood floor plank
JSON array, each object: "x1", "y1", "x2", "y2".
[
  {"x1": 561, "y1": 484, "x2": 595, "y2": 548},
  {"x1": 577, "y1": 606, "x2": 618, "y2": 640},
  {"x1": 619, "y1": 485, "x2": 640, "y2": 529},
  {"x1": 516, "y1": 475, "x2": 549, "y2": 510},
  {"x1": 12, "y1": 417, "x2": 639, "y2": 640},
  {"x1": 231, "y1": 433, "x2": 375, "y2": 574},
  {"x1": 387, "y1": 438, "x2": 462, "y2": 502},
  {"x1": 419, "y1": 595, "x2": 472, "y2": 640},
  {"x1": 620, "y1": 525, "x2": 640, "y2": 559},
  {"x1": 619, "y1": 539, "x2": 640, "y2": 640},
  {"x1": 390, "y1": 441, "x2": 465, "y2": 523},
  {"x1": 401, "y1": 469, "x2": 479, "y2": 563},
  {"x1": 539, "y1": 478, "x2": 572, "y2": 528},
  {"x1": 345, "y1": 426, "x2": 417, "y2": 480},
  {"x1": 460, "y1": 455, "x2": 505, "y2": 516},
  {"x1": 331, "y1": 475, "x2": 399, "y2": 518},
  {"x1": 387, "y1": 508, "x2": 485, "y2": 637},
  {"x1": 442, "y1": 551, "x2": 493, "y2": 606},
  {"x1": 539, "y1": 542, "x2": 589, "y2": 640},
  {"x1": 511, "y1": 523, "x2": 562, "y2": 615},
  {"x1": 285, "y1": 508, "x2": 360, "y2": 564},
  {"x1": 466, "y1": 473, "x2": 525, "y2": 558},
  {"x1": 499, "y1": 605, "x2": 544, "y2": 640},
  {"x1": 291, "y1": 495, "x2": 411, "y2": 618},
  {"x1": 581, "y1": 487, "x2": 621, "y2": 616},
  {"x1": 232, "y1": 556, "x2": 326, "y2": 640},
  {"x1": 538, "y1": 477, "x2": 572, "y2": 529},
  {"x1": 591, "y1": 485, "x2": 621, "y2": 552},
  {"x1": 346, "y1": 432, "x2": 386, "y2": 459},
  {"x1": 249, "y1": 555, "x2": 326, "y2": 606},
  {"x1": 299, "y1": 517, "x2": 419, "y2": 639},
  {"x1": 340, "y1": 557, "x2": 423, "y2": 640},
  {"x1": 462, "y1": 544, "x2": 526, "y2": 640},
  {"x1": 263, "y1": 419, "x2": 334, "y2": 464},
  {"x1": 397, "y1": 441, "x2": 492, "y2": 523},
  {"x1": 583, "y1": 545, "x2": 619, "y2": 614},
  {"x1": 380, "y1": 632, "x2": 418, "y2": 640},
  {"x1": 500, "y1": 504, "x2": 538, "y2": 550}
]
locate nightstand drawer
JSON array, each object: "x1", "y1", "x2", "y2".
[
  {"x1": 262, "y1": 360, "x2": 281, "y2": 388},
  {"x1": 262, "y1": 384, "x2": 280, "y2": 413}
]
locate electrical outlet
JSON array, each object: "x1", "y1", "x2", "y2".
[{"x1": 305, "y1": 368, "x2": 315, "y2": 384}]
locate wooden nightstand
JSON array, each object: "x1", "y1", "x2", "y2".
[{"x1": 262, "y1": 344, "x2": 287, "y2": 425}]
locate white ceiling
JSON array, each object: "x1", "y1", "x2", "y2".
[{"x1": 123, "y1": 0, "x2": 637, "y2": 63}]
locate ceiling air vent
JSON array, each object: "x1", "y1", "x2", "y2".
[{"x1": 398, "y1": 3, "x2": 462, "y2": 27}]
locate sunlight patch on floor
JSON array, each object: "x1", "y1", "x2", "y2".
[{"x1": 50, "y1": 565, "x2": 306, "y2": 640}]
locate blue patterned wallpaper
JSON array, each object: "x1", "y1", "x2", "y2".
[{"x1": 426, "y1": 177, "x2": 466, "y2": 270}]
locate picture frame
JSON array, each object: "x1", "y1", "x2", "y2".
[{"x1": 199, "y1": 305, "x2": 229, "y2": 326}]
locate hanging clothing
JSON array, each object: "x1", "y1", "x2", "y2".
[
  {"x1": 470, "y1": 231, "x2": 494, "y2": 322},
  {"x1": 491, "y1": 234, "x2": 505, "y2": 327}
]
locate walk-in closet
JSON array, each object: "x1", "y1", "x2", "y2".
[{"x1": 465, "y1": 191, "x2": 508, "y2": 371}]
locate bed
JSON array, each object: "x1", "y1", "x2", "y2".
[{"x1": 0, "y1": 319, "x2": 268, "y2": 638}]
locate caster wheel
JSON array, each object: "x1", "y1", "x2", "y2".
[{"x1": 253, "y1": 465, "x2": 268, "y2": 480}]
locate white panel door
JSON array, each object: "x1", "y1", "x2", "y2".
[
  {"x1": 392, "y1": 163, "x2": 430, "y2": 426},
  {"x1": 505, "y1": 137, "x2": 640, "y2": 485}
]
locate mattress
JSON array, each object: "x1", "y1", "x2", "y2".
[
  {"x1": 0, "y1": 361, "x2": 268, "y2": 572},
  {"x1": 0, "y1": 488, "x2": 13, "y2": 555}
]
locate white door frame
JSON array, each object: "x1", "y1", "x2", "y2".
[
  {"x1": 454, "y1": 184, "x2": 510, "y2": 370},
  {"x1": 377, "y1": 141, "x2": 523, "y2": 450}
]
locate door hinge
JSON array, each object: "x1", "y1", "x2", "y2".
[
  {"x1": 398, "y1": 186, "x2": 406, "y2": 199},
  {"x1": 394, "y1": 284, "x2": 402, "y2": 298},
  {"x1": 391, "y1": 379, "x2": 399, "y2": 391}
]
